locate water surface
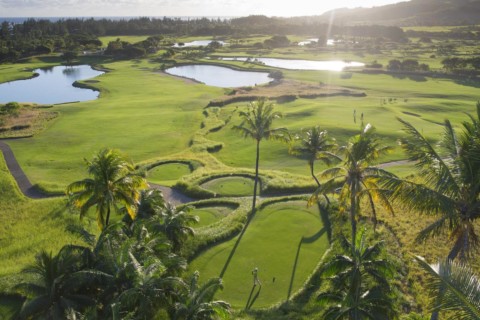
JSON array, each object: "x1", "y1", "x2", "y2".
[
  {"x1": 173, "y1": 40, "x2": 226, "y2": 47},
  {"x1": 220, "y1": 57, "x2": 364, "y2": 71},
  {"x1": 165, "y1": 65, "x2": 272, "y2": 88},
  {"x1": 0, "y1": 65, "x2": 104, "y2": 104}
]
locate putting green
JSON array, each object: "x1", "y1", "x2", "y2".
[
  {"x1": 192, "y1": 205, "x2": 234, "y2": 227},
  {"x1": 147, "y1": 162, "x2": 192, "y2": 186},
  {"x1": 189, "y1": 201, "x2": 329, "y2": 308},
  {"x1": 200, "y1": 176, "x2": 256, "y2": 197}
]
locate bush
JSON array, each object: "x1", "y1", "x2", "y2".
[{"x1": 0, "y1": 102, "x2": 21, "y2": 117}]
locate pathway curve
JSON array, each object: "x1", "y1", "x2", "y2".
[
  {"x1": 0, "y1": 140, "x2": 194, "y2": 204},
  {"x1": 0, "y1": 140, "x2": 47, "y2": 199},
  {"x1": 0, "y1": 138, "x2": 412, "y2": 203}
]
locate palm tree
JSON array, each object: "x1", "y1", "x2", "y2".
[
  {"x1": 15, "y1": 245, "x2": 99, "y2": 319},
  {"x1": 386, "y1": 105, "x2": 480, "y2": 261},
  {"x1": 173, "y1": 271, "x2": 230, "y2": 320},
  {"x1": 290, "y1": 125, "x2": 339, "y2": 202},
  {"x1": 310, "y1": 124, "x2": 395, "y2": 251},
  {"x1": 318, "y1": 230, "x2": 397, "y2": 319},
  {"x1": 233, "y1": 99, "x2": 289, "y2": 216},
  {"x1": 161, "y1": 203, "x2": 199, "y2": 254},
  {"x1": 415, "y1": 256, "x2": 480, "y2": 319},
  {"x1": 66, "y1": 148, "x2": 147, "y2": 230}
]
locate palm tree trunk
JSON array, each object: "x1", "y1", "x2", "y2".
[
  {"x1": 251, "y1": 139, "x2": 261, "y2": 217},
  {"x1": 106, "y1": 206, "x2": 111, "y2": 228},
  {"x1": 310, "y1": 161, "x2": 330, "y2": 205},
  {"x1": 350, "y1": 188, "x2": 357, "y2": 255}
]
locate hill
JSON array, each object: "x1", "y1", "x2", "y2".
[{"x1": 318, "y1": 0, "x2": 480, "y2": 26}]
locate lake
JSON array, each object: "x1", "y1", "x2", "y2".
[
  {"x1": 0, "y1": 65, "x2": 104, "y2": 104},
  {"x1": 165, "y1": 65, "x2": 273, "y2": 88},
  {"x1": 173, "y1": 40, "x2": 227, "y2": 47},
  {"x1": 220, "y1": 57, "x2": 365, "y2": 71}
]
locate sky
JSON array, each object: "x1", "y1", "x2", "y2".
[{"x1": 0, "y1": 0, "x2": 410, "y2": 18}]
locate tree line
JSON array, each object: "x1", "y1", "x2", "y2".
[{"x1": 0, "y1": 16, "x2": 406, "y2": 62}]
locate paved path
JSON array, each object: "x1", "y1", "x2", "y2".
[
  {"x1": 0, "y1": 140, "x2": 194, "y2": 204},
  {"x1": 0, "y1": 138, "x2": 411, "y2": 203},
  {"x1": 0, "y1": 140, "x2": 47, "y2": 199},
  {"x1": 149, "y1": 183, "x2": 195, "y2": 205}
]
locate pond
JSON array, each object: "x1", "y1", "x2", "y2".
[
  {"x1": 0, "y1": 65, "x2": 104, "y2": 104},
  {"x1": 173, "y1": 40, "x2": 226, "y2": 47},
  {"x1": 165, "y1": 65, "x2": 273, "y2": 88},
  {"x1": 220, "y1": 57, "x2": 364, "y2": 71}
]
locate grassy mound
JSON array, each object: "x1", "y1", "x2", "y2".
[
  {"x1": 192, "y1": 205, "x2": 235, "y2": 227},
  {"x1": 189, "y1": 200, "x2": 329, "y2": 308}
]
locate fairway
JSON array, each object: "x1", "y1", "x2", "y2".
[{"x1": 189, "y1": 201, "x2": 329, "y2": 308}]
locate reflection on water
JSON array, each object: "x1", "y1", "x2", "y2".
[
  {"x1": 0, "y1": 65, "x2": 104, "y2": 104},
  {"x1": 165, "y1": 65, "x2": 272, "y2": 88},
  {"x1": 220, "y1": 57, "x2": 364, "y2": 71},
  {"x1": 173, "y1": 40, "x2": 227, "y2": 47}
]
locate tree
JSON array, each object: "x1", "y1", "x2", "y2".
[
  {"x1": 310, "y1": 124, "x2": 395, "y2": 252},
  {"x1": 233, "y1": 99, "x2": 289, "y2": 217},
  {"x1": 290, "y1": 126, "x2": 338, "y2": 189},
  {"x1": 62, "y1": 50, "x2": 78, "y2": 64},
  {"x1": 387, "y1": 104, "x2": 480, "y2": 261},
  {"x1": 318, "y1": 230, "x2": 397, "y2": 319},
  {"x1": 66, "y1": 148, "x2": 147, "y2": 230},
  {"x1": 173, "y1": 271, "x2": 230, "y2": 320},
  {"x1": 15, "y1": 245, "x2": 98, "y2": 319},
  {"x1": 415, "y1": 256, "x2": 480, "y2": 319},
  {"x1": 161, "y1": 203, "x2": 199, "y2": 254}
]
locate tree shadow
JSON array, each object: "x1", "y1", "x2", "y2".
[
  {"x1": 287, "y1": 227, "x2": 326, "y2": 299},
  {"x1": 219, "y1": 210, "x2": 255, "y2": 278},
  {"x1": 454, "y1": 79, "x2": 480, "y2": 88},
  {"x1": 245, "y1": 284, "x2": 262, "y2": 310}
]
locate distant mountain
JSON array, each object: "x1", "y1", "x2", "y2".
[{"x1": 318, "y1": 0, "x2": 480, "y2": 26}]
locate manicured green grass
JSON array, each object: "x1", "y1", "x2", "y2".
[
  {"x1": 5, "y1": 58, "x2": 223, "y2": 189},
  {"x1": 147, "y1": 163, "x2": 192, "y2": 186},
  {"x1": 200, "y1": 176, "x2": 256, "y2": 197},
  {"x1": 189, "y1": 201, "x2": 329, "y2": 308},
  {"x1": 192, "y1": 205, "x2": 233, "y2": 227}
]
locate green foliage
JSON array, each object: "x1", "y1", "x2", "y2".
[
  {"x1": 386, "y1": 103, "x2": 480, "y2": 261},
  {"x1": 416, "y1": 256, "x2": 480, "y2": 319},
  {"x1": 66, "y1": 148, "x2": 148, "y2": 230},
  {"x1": 0, "y1": 102, "x2": 21, "y2": 117},
  {"x1": 317, "y1": 230, "x2": 398, "y2": 319}
]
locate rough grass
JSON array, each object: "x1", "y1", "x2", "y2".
[
  {"x1": 0, "y1": 155, "x2": 94, "y2": 292},
  {"x1": 189, "y1": 200, "x2": 329, "y2": 308}
]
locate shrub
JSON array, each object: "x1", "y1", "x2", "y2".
[{"x1": 0, "y1": 102, "x2": 21, "y2": 117}]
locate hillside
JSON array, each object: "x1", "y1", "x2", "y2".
[{"x1": 318, "y1": 0, "x2": 480, "y2": 26}]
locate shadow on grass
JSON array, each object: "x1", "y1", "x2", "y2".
[
  {"x1": 287, "y1": 227, "x2": 326, "y2": 300},
  {"x1": 245, "y1": 284, "x2": 262, "y2": 310},
  {"x1": 219, "y1": 209, "x2": 255, "y2": 278}
]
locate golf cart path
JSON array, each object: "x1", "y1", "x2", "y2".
[{"x1": 0, "y1": 140, "x2": 193, "y2": 204}]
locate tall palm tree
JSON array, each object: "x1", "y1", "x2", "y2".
[
  {"x1": 386, "y1": 105, "x2": 480, "y2": 261},
  {"x1": 318, "y1": 230, "x2": 397, "y2": 319},
  {"x1": 233, "y1": 99, "x2": 289, "y2": 216},
  {"x1": 310, "y1": 124, "x2": 395, "y2": 251},
  {"x1": 415, "y1": 256, "x2": 480, "y2": 319},
  {"x1": 66, "y1": 148, "x2": 147, "y2": 230},
  {"x1": 173, "y1": 271, "x2": 230, "y2": 320},
  {"x1": 290, "y1": 125, "x2": 339, "y2": 202},
  {"x1": 161, "y1": 203, "x2": 199, "y2": 254},
  {"x1": 15, "y1": 245, "x2": 99, "y2": 319}
]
